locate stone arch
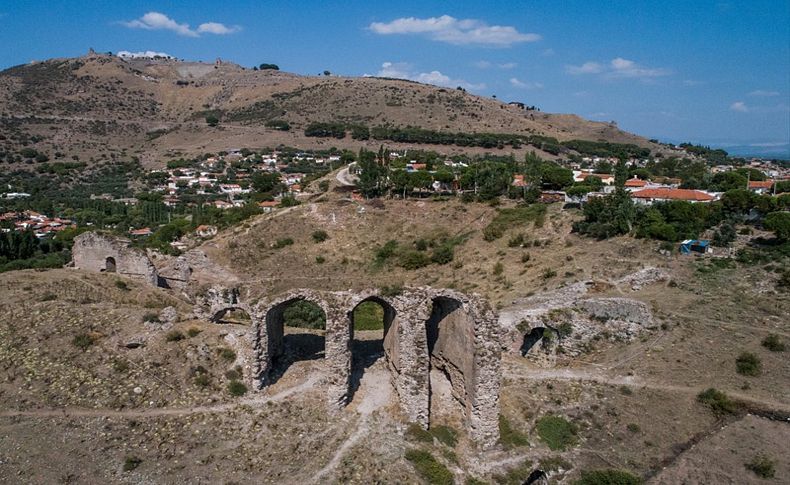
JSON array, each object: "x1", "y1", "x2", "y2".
[
  {"x1": 346, "y1": 293, "x2": 399, "y2": 402},
  {"x1": 105, "y1": 256, "x2": 116, "y2": 273},
  {"x1": 521, "y1": 327, "x2": 545, "y2": 356}
]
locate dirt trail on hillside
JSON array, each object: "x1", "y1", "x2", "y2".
[{"x1": 0, "y1": 373, "x2": 320, "y2": 419}]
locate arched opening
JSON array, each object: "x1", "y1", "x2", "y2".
[
  {"x1": 263, "y1": 298, "x2": 326, "y2": 386},
  {"x1": 520, "y1": 327, "x2": 545, "y2": 356},
  {"x1": 348, "y1": 296, "x2": 397, "y2": 403},
  {"x1": 426, "y1": 296, "x2": 473, "y2": 427},
  {"x1": 104, "y1": 257, "x2": 116, "y2": 273},
  {"x1": 212, "y1": 307, "x2": 252, "y2": 325}
]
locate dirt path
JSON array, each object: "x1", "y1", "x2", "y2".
[
  {"x1": 0, "y1": 373, "x2": 320, "y2": 419},
  {"x1": 504, "y1": 366, "x2": 790, "y2": 413}
]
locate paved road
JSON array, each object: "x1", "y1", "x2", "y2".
[{"x1": 335, "y1": 166, "x2": 358, "y2": 187}]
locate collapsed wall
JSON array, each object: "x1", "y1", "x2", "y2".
[{"x1": 72, "y1": 232, "x2": 159, "y2": 286}]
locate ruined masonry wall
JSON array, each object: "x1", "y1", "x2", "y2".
[{"x1": 72, "y1": 232, "x2": 158, "y2": 286}]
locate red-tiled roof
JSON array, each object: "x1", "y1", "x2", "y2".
[
  {"x1": 748, "y1": 180, "x2": 774, "y2": 189},
  {"x1": 258, "y1": 200, "x2": 279, "y2": 207},
  {"x1": 631, "y1": 188, "x2": 715, "y2": 201},
  {"x1": 625, "y1": 178, "x2": 648, "y2": 187}
]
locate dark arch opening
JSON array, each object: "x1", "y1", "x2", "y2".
[
  {"x1": 425, "y1": 296, "x2": 471, "y2": 427},
  {"x1": 212, "y1": 307, "x2": 252, "y2": 325},
  {"x1": 264, "y1": 298, "x2": 326, "y2": 386},
  {"x1": 105, "y1": 257, "x2": 116, "y2": 273},
  {"x1": 348, "y1": 296, "x2": 397, "y2": 402},
  {"x1": 520, "y1": 327, "x2": 545, "y2": 356}
]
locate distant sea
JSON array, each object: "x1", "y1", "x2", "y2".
[{"x1": 719, "y1": 143, "x2": 790, "y2": 160}]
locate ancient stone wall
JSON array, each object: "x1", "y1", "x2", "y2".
[
  {"x1": 247, "y1": 286, "x2": 501, "y2": 447},
  {"x1": 72, "y1": 232, "x2": 159, "y2": 286}
]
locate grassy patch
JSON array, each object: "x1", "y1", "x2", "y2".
[
  {"x1": 574, "y1": 469, "x2": 641, "y2": 484},
  {"x1": 404, "y1": 449, "x2": 453, "y2": 485},
  {"x1": 114, "y1": 280, "x2": 129, "y2": 291},
  {"x1": 762, "y1": 334, "x2": 786, "y2": 352},
  {"x1": 405, "y1": 423, "x2": 434, "y2": 443},
  {"x1": 353, "y1": 301, "x2": 385, "y2": 330},
  {"x1": 186, "y1": 327, "x2": 202, "y2": 337},
  {"x1": 218, "y1": 347, "x2": 237, "y2": 362},
  {"x1": 165, "y1": 330, "x2": 185, "y2": 342},
  {"x1": 536, "y1": 415, "x2": 578, "y2": 451},
  {"x1": 540, "y1": 456, "x2": 572, "y2": 473},
  {"x1": 697, "y1": 388, "x2": 739, "y2": 415},
  {"x1": 745, "y1": 454, "x2": 775, "y2": 479},
  {"x1": 273, "y1": 237, "x2": 294, "y2": 249},
  {"x1": 499, "y1": 414, "x2": 529, "y2": 449},
  {"x1": 311, "y1": 230, "x2": 329, "y2": 242},
  {"x1": 430, "y1": 425, "x2": 458, "y2": 448},
  {"x1": 483, "y1": 204, "x2": 547, "y2": 241},
  {"x1": 735, "y1": 352, "x2": 761, "y2": 376},
  {"x1": 123, "y1": 456, "x2": 142, "y2": 472},
  {"x1": 72, "y1": 333, "x2": 96, "y2": 350}
]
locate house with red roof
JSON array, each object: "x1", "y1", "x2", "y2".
[
  {"x1": 631, "y1": 188, "x2": 716, "y2": 205},
  {"x1": 748, "y1": 180, "x2": 774, "y2": 194}
]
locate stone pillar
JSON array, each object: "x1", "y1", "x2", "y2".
[
  {"x1": 324, "y1": 305, "x2": 352, "y2": 409},
  {"x1": 391, "y1": 292, "x2": 431, "y2": 428},
  {"x1": 467, "y1": 300, "x2": 502, "y2": 447}
]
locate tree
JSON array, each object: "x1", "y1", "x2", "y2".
[
  {"x1": 711, "y1": 172, "x2": 748, "y2": 192},
  {"x1": 764, "y1": 212, "x2": 790, "y2": 241},
  {"x1": 205, "y1": 114, "x2": 219, "y2": 127},
  {"x1": 251, "y1": 172, "x2": 282, "y2": 193},
  {"x1": 259, "y1": 63, "x2": 279, "y2": 70}
]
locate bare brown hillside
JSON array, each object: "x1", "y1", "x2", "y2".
[{"x1": 0, "y1": 52, "x2": 658, "y2": 167}]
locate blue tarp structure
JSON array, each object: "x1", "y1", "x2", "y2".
[{"x1": 679, "y1": 239, "x2": 710, "y2": 254}]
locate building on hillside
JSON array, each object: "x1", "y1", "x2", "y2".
[
  {"x1": 512, "y1": 174, "x2": 528, "y2": 188},
  {"x1": 195, "y1": 225, "x2": 218, "y2": 238},
  {"x1": 630, "y1": 188, "x2": 716, "y2": 205},
  {"x1": 573, "y1": 170, "x2": 615, "y2": 185},
  {"x1": 748, "y1": 180, "x2": 774, "y2": 194},
  {"x1": 624, "y1": 176, "x2": 648, "y2": 190},
  {"x1": 129, "y1": 227, "x2": 152, "y2": 237},
  {"x1": 258, "y1": 200, "x2": 279, "y2": 213}
]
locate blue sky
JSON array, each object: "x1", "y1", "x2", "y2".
[{"x1": 1, "y1": 0, "x2": 788, "y2": 153}]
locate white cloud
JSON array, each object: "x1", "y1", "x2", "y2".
[
  {"x1": 748, "y1": 90, "x2": 779, "y2": 97},
  {"x1": 122, "y1": 12, "x2": 240, "y2": 37},
  {"x1": 474, "y1": 60, "x2": 517, "y2": 69},
  {"x1": 197, "y1": 22, "x2": 241, "y2": 35},
  {"x1": 730, "y1": 101, "x2": 749, "y2": 112},
  {"x1": 541, "y1": 48, "x2": 555, "y2": 57},
  {"x1": 473, "y1": 60, "x2": 492, "y2": 69},
  {"x1": 374, "y1": 62, "x2": 485, "y2": 91},
  {"x1": 499, "y1": 62, "x2": 517, "y2": 69},
  {"x1": 566, "y1": 58, "x2": 669, "y2": 79},
  {"x1": 117, "y1": 50, "x2": 174, "y2": 59},
  {"x1": 683, "y1": 79, "x2": 705, "y2": 86},
  {"x1": 369, "y1": 15, "x2": 540, "y2": 47},
  {"x1": 566, "y1": 61, "x2": 604, "y2": 75},
  {"x1": 509, "y1": 77, "x2": 543, "y2": 90}
]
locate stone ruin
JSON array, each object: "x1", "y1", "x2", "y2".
[
  {"x1": 72, "y1": 232, "x2": 159, "y2": 286},
  {"x1": 197, "y1": 285, "x2": 503, "y2": 447}
]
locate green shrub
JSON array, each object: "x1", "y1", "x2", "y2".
[
  {"x1": 745, "y1": 454, "x2": 775, "y2": 478},
  {"x1": 72, "y1": 333, "x2": 96, "y2": 350},
  {"x1": 123, "y1": 456, "x2": 143, "y2": 472},
  {"x1": 626, "y1": 423, "x2": 641, "y2": 433},
  {"x1": 762, "y1": 334, "x2": 786, "y2": 352},
  {"x1": 115, "y1": 280, "x2": 129, "y2": 291},
  {"x1": 521, "y1": 253, "x2": 531, "y2": 263},
  {"x1": 574, "y1": 469, "x2": 641, "y2": 485},
  {"x1": 398, "y1": 250, "x2": 431, "y2": 270},
  {"x1": 219, "y1": 348, "x2": 237, "y2": 362},
  {"x1": 282, "y1": 300, "x2": 326, "y2": 329},
  {"x1": 484, "y1": 205, "x2": 547, "y2": 241},
  {"x1": 142, "y1": 312, "x2": 160, "y2": 323},
  {"x1": 380, "y1": 283, "x2": 404, "y2": 297},
  {"x1": 735, "y1": 352, "x2": 761, "y2": 376},
  {"x1": 112, "y1": 359, "x2": 129, "y2": 373},
  {"x1": 273, "y1": 237, "x2": 294, "y2": 249},
  {"x1": 536, "y1": 415, "x2": 578, "y2": 451},
  {"x1": 493, "y1": 459, "x2": 534, "y2": 485},
  {"x1": 542, "y1": 268, "x2": 557, "y2": 279},
  {"x1": 498, "y1": 415, "x2": 529, "y2": 449},
  {"x1": 404, "y1": 449, "x2": 453, "y2": 485},
  {"x1": 508, "y1": 233, "x2": 525, "y2": 247},
  {"x1": 493, "y1": 262, "x2": 504, "y2": 275},
  {"x1": 697, "y1": 388, "x2": 739, "y2": 415},
  {"x1": 312, "y1": 230, "x2": 329, "y2": 242},
  {"x1": 315, "y1": 256, "x2": 326, "y2": 264},
  {"x1": 431, "y1": 244, "x2": 454, "y2": 265},
  {"x1": 186, "y1": 327, "x2": 202, "y2": 337},
  {"x1": 194, "y1": 373, "x2": 210, "y2": 388},
  {"x1": 40, "y1": 292, "x2": 57, "y2": 301},
  {"x1": 227, "y1": 380, "x2": 247, "y2": 396},
  {"x1": 165, "y1": 330, "x2": 185, "y2": 342}
]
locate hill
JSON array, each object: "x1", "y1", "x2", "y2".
[{"x1": 0, "y1": 52, "x2": 661, "y2": 167}]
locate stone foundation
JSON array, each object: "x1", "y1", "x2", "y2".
[{"x1": 72, "y1": 232, "x2": 159, "y2": 286}]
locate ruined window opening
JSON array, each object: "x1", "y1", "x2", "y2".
[
  {"x1": 213, "y1": 308, "x2": 252, "y2": 325},
  {"x1": 104, "y1": 256, "x2": 116, "y2": 273},
  {"x1": 348, "y1": 297, "x2": 397, "y2": 402},
  {"x1": 520, "y1": 327, "x2": 545, "y2": 356},
  {"x1": 264, "y1": 298, "x2": 326, "y2": 386}
]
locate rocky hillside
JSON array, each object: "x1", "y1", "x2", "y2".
[{"x1": 0, "y1": 52, "x2": 659, "y2": 167}]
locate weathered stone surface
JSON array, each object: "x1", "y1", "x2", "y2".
[
  {"x1": 159, "y1": 306, "x2": 178, "y2": 324},
  {"x1": 194, "y1": 285, "x2": 503, "y2": 447},
  {"x1": 72, "y1": 232, "x2": 159, "y2": 285}
]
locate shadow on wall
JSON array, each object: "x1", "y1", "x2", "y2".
[{"x1": 521, "y1": 327, "x2": 545, "y2": 356}]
